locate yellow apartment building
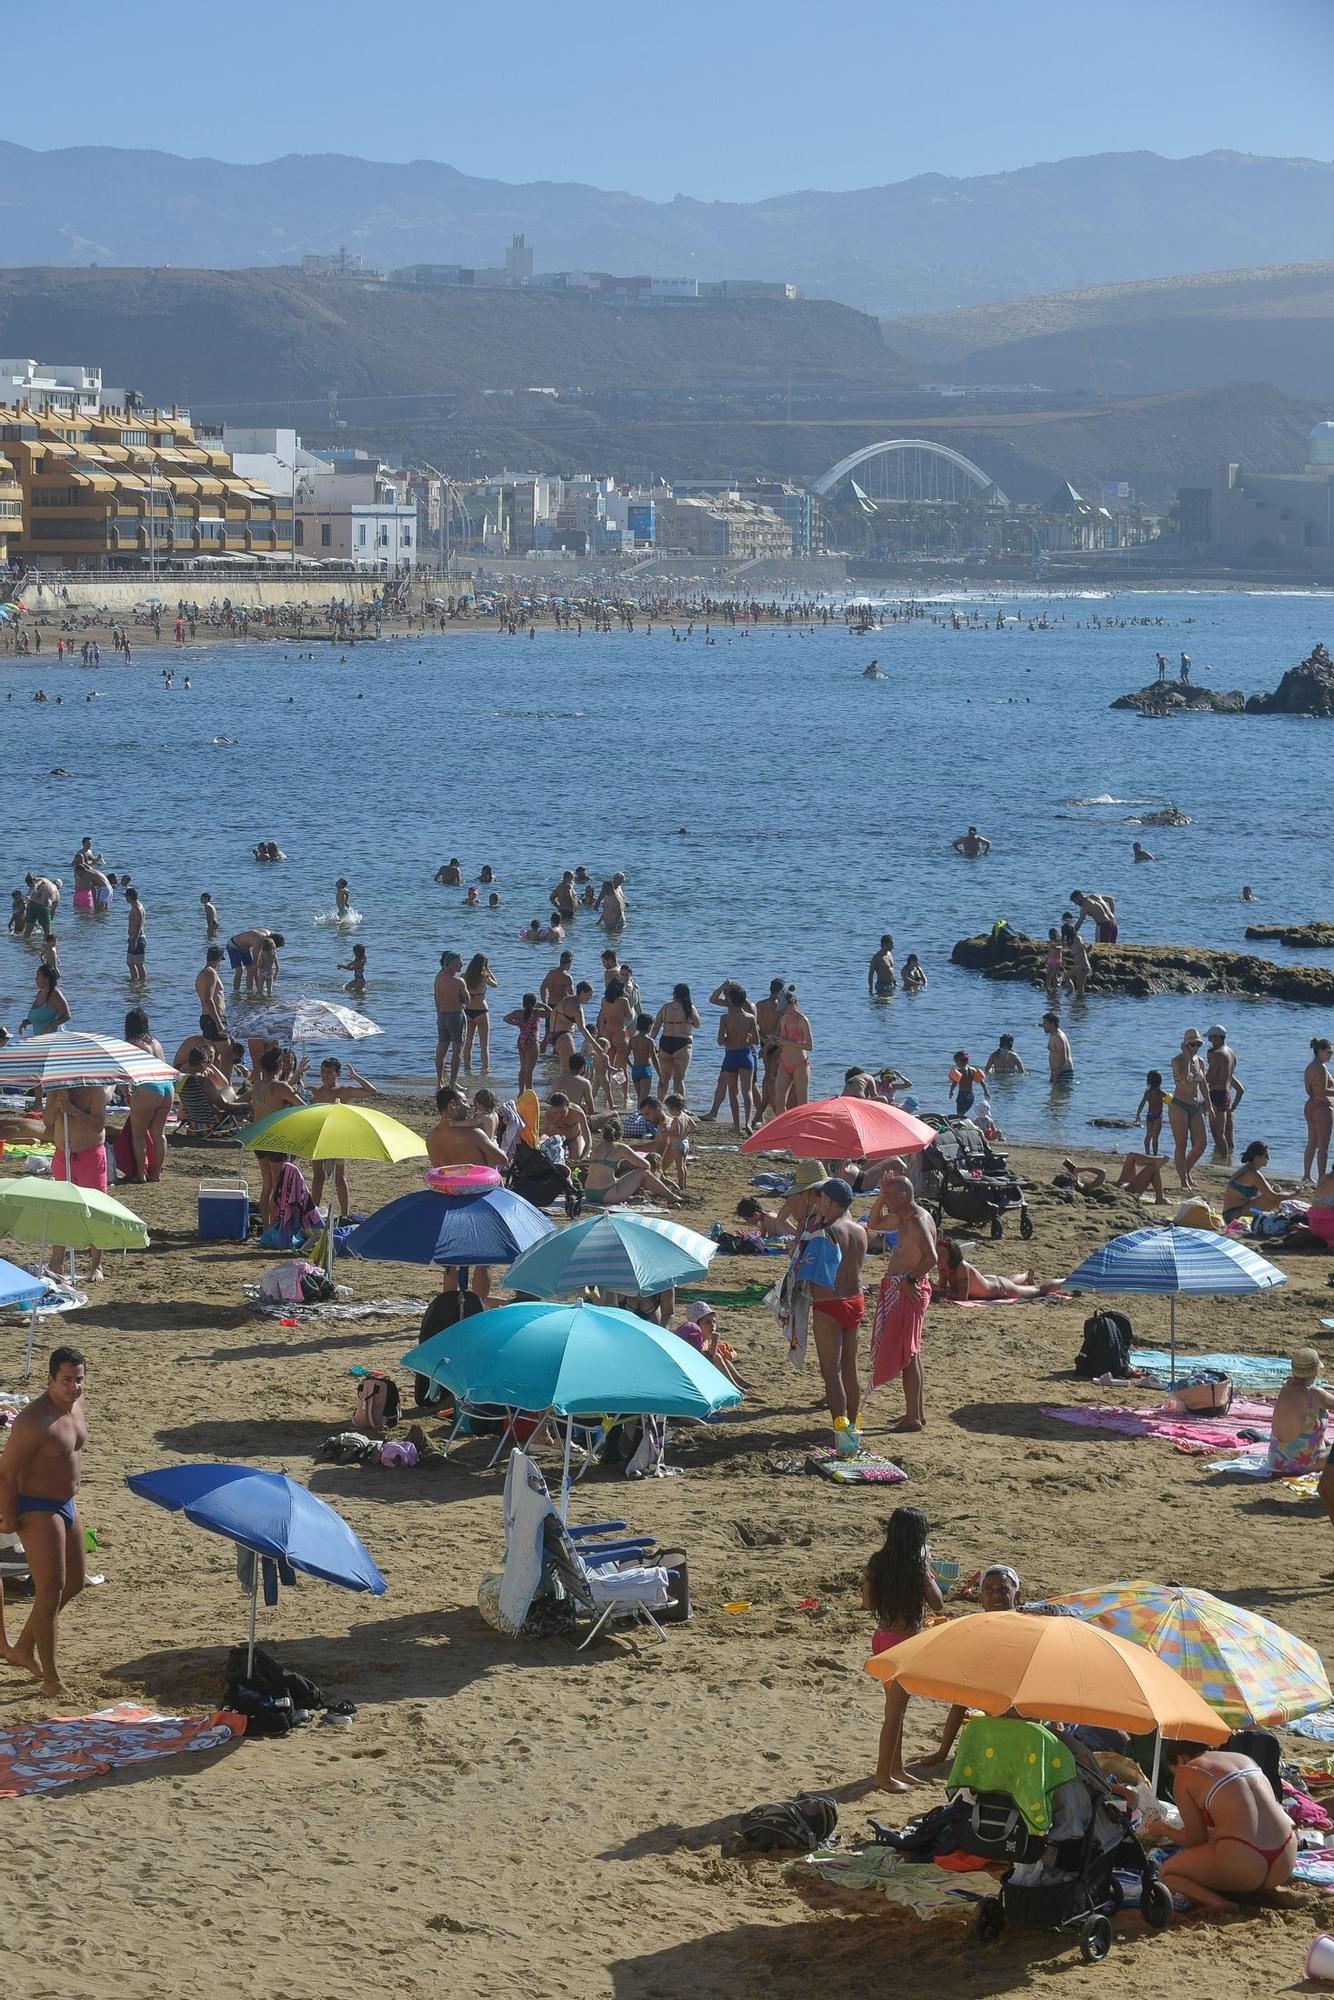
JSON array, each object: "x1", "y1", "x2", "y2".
[
  {"x1": 0, "y1": 448, "x2": 22, "y2": 565},
  {"x1": 0, "y1": 401, "x2": 292, "y2": 570}
]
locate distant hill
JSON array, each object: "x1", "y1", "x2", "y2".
[
  {"x1": 4, "y1": 143, "x2": 1334, "y2": 317},
  {"x1": 888, "y1": 261, "x2": 1334, "y2": 401},
  {"x1": 0, "y1": 266, "x2": 911, "y2": 403}
]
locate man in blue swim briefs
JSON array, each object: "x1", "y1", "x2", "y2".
[{"x1": 0, "y1": 1345, "x2": 88, "y2": 1698}]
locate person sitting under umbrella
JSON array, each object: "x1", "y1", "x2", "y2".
[
  {"x1": 906, "y1": 1563, "x2": 1023, "y2": 1776},
  {"x1": 309, "y1": 1057, "x2": 378, "y2": 1223},
  {"x1": 1145, "y1": 1741, "x2": 1296, "y2": 1913},
  {"x1": 583, "y1": 1119, "x2": 682, "y2": 1210}
]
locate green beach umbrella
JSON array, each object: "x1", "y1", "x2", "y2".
[{"x1": 0, "y1": 1177, "x2": 150, "y2": 1376}]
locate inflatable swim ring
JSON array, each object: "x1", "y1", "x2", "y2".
[{"x1": 426, "y1": 1164, "x2": 502, "y2": 1194}]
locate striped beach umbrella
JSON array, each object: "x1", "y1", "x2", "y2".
[
  {"x1": 1064, "y1": 1225, "x2": 1285, "y2": 1382},
  {"x1": 504, "y1": 1211, "x2": 717, "y2": 1297},
  {"x1": 0, "y1": 1031, "x2": 176, "y2": 1090},
  {"x1": 1050, "y1": 1580, "x2": 1330, "y2": 1728}
]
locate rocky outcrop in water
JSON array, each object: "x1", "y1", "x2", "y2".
[
  {"x1": 1110, "y1": 682, "x2": 1245, "y2": 715},
  {"x1": 1244, "y1": 643, "x2": 1334, "y2": 716},
  {"x1": 1244, "y1": 921, "x2": 1334, "y2": 949},
  {"x1": 952, "y1": 930, "x2": 1334, "y2": 1003}
]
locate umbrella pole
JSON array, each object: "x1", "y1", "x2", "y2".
[
  {"x1": 1169, "y1": 1296, "x2": 1177, "y2": 1388},
  {"x1": 63, "y1": 1112, "x2": 77, "y2": 1288},
  {"x1": 246, "y1": 1566, "x2": 260, "y2": 1676},
  {"x1": 560, "y1": 1414, "x2": 574, "y2": 1524},
  {"x1": 1149, "y1": 1728, "x2": 1162, "y2": 1796},
  {"x1": 24, "y1": 1218, "x2": 49, "y2": 1380}
]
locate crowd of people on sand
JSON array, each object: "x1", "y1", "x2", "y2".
[{"x1": 0, "y1": 806, "x2": 1329, "y2": 1911}]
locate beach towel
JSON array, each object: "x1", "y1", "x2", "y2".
[
  {"x1": 793, "y1": 1845, "x2": 989, "y2": 1919},
  {"x1": 245, "y1": 1287, "x2": 427, "y2": 1321},
  {"x1": 870, "y1": 1272, "x2": 931, "y2": 1389},
  {"x1": 0, "y1": 1702, "x2": 243, "y2": 1797},
  {"x1": 1042, "y1": 1400, "x2": 1274, "y2": 1452},
  {"x1": 806, "y1": 1446, "x2": 907, "y2": 1485},
  {"x1": 1204, "y1": 1452, "x2": 1322, "y2": 1495},
  {"x1": 679, "y1": 1281, "x2": 771, "y2": 1306},
  {"x1": 1130, "y1": 1349, "x2": 1290, "y2": 1392},
  {"x1": 1292, "y1": 1847, "x2": 1334, "y2": 1886}
]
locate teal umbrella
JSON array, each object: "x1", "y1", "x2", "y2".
[
  {"x1": 400, "y1": 1299, "x2": 740, "y2": 1513},
  {"x1": 504, "y1": 1211, "x2": 716, "y2": 1297}
]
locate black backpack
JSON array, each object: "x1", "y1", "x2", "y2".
[
  {"x1": 225, "y1": 1643, "x2": 328, "y2": 1737},
  {"x1": 727, "y1": 1792, "x2": 838, "y2": 1854},
  {"x1": 1075, "y1": 1308, "x2": 1133, "y2": 1378}
]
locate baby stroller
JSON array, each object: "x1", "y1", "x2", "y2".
[
  {"x1": 508, "y1": 1136, "x2": 581, "y2": 1219},
  {"x1": 948, "y1": 1717, "x2": 1171, "y2": 1963},
  {"x1": 922, "y1": 1117, "x2": 1032, "y2": 1240}
]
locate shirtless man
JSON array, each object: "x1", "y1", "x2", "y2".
[
  {"x1": 539, "y1": 950, "x2": 575, "y2": 1049},
  {"x1": 427, "y1": 1090, "x2": 509, "y2": 1299},
  {"x1": 44, "y1": 1087, "x2": 108, "y2": 1280},
  {"x1": 125, "y1": 886, "x2": 147, "y2": 986},
  {"x1": 434, "y1": 859, "x2": 462, "y2": 886},
  {"x1": 1041, "y1": 1011, "x2": 1074, "y2": 1086},
  {"x1": 543, "y1": 1091, "x2": 591, "y2": 1165},
  {"x1": 433, "y1": 951, "x2": 469, "y2": 1088},
  {"x1": 704, "y1": 982, "x2": 761, "y2": 1133},
  {"x1": 596, "y1": 873, "x2": 627, "y2": 934},
  {"x1": 867, "y1": 935, "x2": 897, "y2": 996},
  {"x1": 22, "y1": 872, "x2": 60, "y2": 941},
  {"x1": 196, "y1": 945, "x2": 227, "y2": 1027},
  {"x1": 1070, "y1": 889, "x2": 1118, "y2": 945},
  {"x1": 551, "y1": 1050, "x2": 596, "y2": 1119},
  {"x1": 0, "y1": 1346, "x2": 87, "y2": 1696},
  {"x1": 865, "y1": 1173, "x2": 937, "y2": 1433},
  {"x1": 952, "y1": 827, "x2": 991, "y2": 858},
  {"x1": 549, "y1": 870, "x2": 577, "y2": 919},
  {"x1": 754, "y1": 978, "x2": 788, "y2": 1115},
  {"x1": 1204, "y1": 1025, "x2": 1243, "y2": 1155},
  {"x1": 802, "y1": 1178, "x2": 869, "y2": 1453},
  {"x1": 173, "y1": 1012, "x2": 230, "y2": 1074},
  {"x1": 228, "y1": 926, "x2": 284, "y2": 997}
]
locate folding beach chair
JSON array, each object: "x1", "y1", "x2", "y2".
[
  {"x1": 177, "y1": 1077, "x2": 247, "y2": 1141},
  {"x1": 499, "y1": 1451, "x2": 669, "y2": 1647}
]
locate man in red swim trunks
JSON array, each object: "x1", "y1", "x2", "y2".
[{"x1": 805, "y1": 1178, "x2": 868, "y2": 1455}]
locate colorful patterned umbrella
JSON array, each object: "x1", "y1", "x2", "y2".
[
  {"x1": 1050, "y1": 1579, "x2": 1330, "y2": 1728},
  {"x1": 0, "y1": 1031, "x2": 176, "y2": 1089}
]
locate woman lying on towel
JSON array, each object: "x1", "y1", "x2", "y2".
[
  {"x1": 1059, "y1": 1152, "x2": 1169, "y2": 1205},
  {"x1": 936, "y1": 1236, "x2": 1066, "y2": 1302}
]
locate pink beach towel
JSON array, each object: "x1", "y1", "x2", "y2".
[
  {"x1": 1041, "y1": 1399, "x2": 1274, "y2": 1454},
  {"x1": 870, "y1": 1273, "x2": 931, "y2": 1389}
]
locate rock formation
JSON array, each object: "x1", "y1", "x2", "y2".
[
  {"x1": 952, "y1": 930, "x2": 1334, "y2": 1003},
  {"x1": 1244, "y1": 643, "x2": 1334, "y2": 716}
]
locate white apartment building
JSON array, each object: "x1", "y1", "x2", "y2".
[
  {"x1": 221, "y1": 428, "x2": 417, "y2": 570},
  {"x1": 0, "y1": 358, "x2": 104, "y2": 414}
]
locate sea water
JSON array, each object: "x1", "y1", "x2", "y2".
[{"x1": 3, "y1": 590, "x2": 1331, "y2": 1170}]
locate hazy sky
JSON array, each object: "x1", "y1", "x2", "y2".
[{"x1": 13, "y1": 0, "x2": 1330, "y2": 202}]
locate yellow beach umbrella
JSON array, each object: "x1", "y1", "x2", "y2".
[{"x1": 239, "y1": 1103, "x2": 427, "y2": 1275}]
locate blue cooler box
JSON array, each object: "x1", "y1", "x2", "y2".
[{"x1": 198, "y1": 1179, "x2": 250, "y2": 1241}]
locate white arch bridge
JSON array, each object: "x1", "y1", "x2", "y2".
[{"x1": 813, "y1": 439, "x2": 1008, "y2": 507}]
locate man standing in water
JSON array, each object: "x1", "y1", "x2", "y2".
[
  {"x1": 867, "y1": 1175, "x2": 936, "y2": 1434},
  {"x1": 1041, "y1": 1011, "x2": 1075, "y2": 1086},
  {"x1": 867, "y1": 935, "x2": 897, "y2": 996},
  {"x1": 1070, "y1": 888, "x2": 1118, "y2": 944},
  {"x1": 952, "y1": 826, "x2": 991, "y2": 858},
  {"x1": 0, "y1": 1346, "x2": 87, "y2": 1697},
  {"x1": 1205, "y1": 1025, "x2": 1242, "y2": 1155},
  {"x1": 549, "y1": 871, "x2": 577, "y2": 920},
  {"x1": 803, "y1": 1179, "x2": 868, "y2": 1455},
  {"x1": 433, "y1": 952, "x2": 468, "y2": 1088}
]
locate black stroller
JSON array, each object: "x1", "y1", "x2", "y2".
[
  {"x1": 922, "y1": 1116, "x2": 1032, "y2": 1240},
  {"x1": 508, "y1": 1136, "x2": 581, "y2": 1219},
  {"x1": 949, "y1": 1718, "x2": 1171, "y2": 1963}
]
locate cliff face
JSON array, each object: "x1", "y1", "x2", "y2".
[
  {"x1": 952, "y1": 931, "x2": 1334, "y2": 1003},
  {"x1": 1245, "y1": 644, "x2": 1334, "y2": 715}
]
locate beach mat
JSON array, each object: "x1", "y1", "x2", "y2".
[
  {"x1": 679, "y1": 1281, "x2": 771, "y2": 1306},
  {"x1": 806, "y1": 1446, "x2": 907, "y2": 1485},
  {"x1": 1205, "y1": 1452, "x2": 1322, "y2": 1496},
  {"x1": 1130, "y1": 1349, "x2": 1290, "y2": 1391},
  {"x1": 1043, "y1": 1401, "x2": 1274, "y2": 1453},
  {"x1": 0, "y1": 1702, "x2": 243, "y2": 1797}
]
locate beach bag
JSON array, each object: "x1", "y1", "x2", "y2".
[
  {"x1": 260, "y1": 1259, "x2": 332, "y2": 1305},
  {"x1": 1075, "y1": 1309, "x2": 1133, "y2": 1378},
  {"x1": 224, "y1": 1644, "x2": 328, "y2": 1737},
  {"x1": 728, "y1": 1793, "x2": 838, "y2": 1854},
  {"x1": 1171, "y1": 1370, "x2": 1233, "y2": 1416},
  {"x1": 275, "y1": 1161, "x2": 321, "y2": 1240},
  {"x1": 794, "y1": 1232, "x2": 840, "y2": 1289},
  {"x1": 354, "y1": 1373, "x2": 400, "y2": 1434}
]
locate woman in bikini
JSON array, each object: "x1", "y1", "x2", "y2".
[
  {"x1": 122, "y1": 1006, "x2": 174, "y2": 1185},
  {"x1": 582, "y1": 1118, "x2": 682, "y2": 1209},
  {"x1": 1221, "y1": 1140, "x2": 1288, "y2": 1229},
  {"x1": 650, "y1": 983, "x2": 699, "y2": 1100},
  {"x1": 596, "y1": 979, "x2": 634, "y2": 1110},
  {"x1": 773, "y1": 987, "x2": 813, "y2": 1113},
  {"x1": 1169, "y1": 1030, "x2": 1210, "y2": 1190},
  {"x1": 1304, "y1": 1037, "x2": 1334, "y2": 1182},
  {"x1": 461, "y1": 953, "x2": 498, "y2": 1073},
  {"x1": 1150, "y1": 1743, "x2": 1296, "y2": 1913},
  {"x1": 935, "y1": 1236, "x2": 1065, "y2": 1301}
]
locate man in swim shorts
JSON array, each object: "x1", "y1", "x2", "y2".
[
  {"x1": 433, "y1": 952, "x2": 468, "y2": 1087},
  {"x1": 549, "y1": 871, "x2": 577, "y2": 919},
  {"x1": 227, "y1": 927, "x2": 283, "y2": 997},
  {"x1": 22, "y1": 872, "x2": 60, "y2": 940},
  {"x1": 1070, "y1": 889, "x2": 1118, "y2": 945},
  {"x1": 867, "y1": 1173, "x2": 936, "y2": 1434},
  {"x1": 803, "y1": 1178, "x2": 868, "y2": 1454},
  {"x1": 867, "y1": 935, "x2": 897, "y2": 996},
  {"x1": 0, "y1": 1345, "x2": 88, "y2": 1697},
  {"x1": 426, "y1": 1089, "x2": 509, "y2": 1299},
  {"x1": 1205, "y1": 1025, "x2": 1242, "y2": 1155},
  {"x1": 952, "y1": 827, "x2": 991, "y2": 858}
]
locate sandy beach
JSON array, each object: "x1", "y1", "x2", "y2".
[{"x1": 2, "y1": 1107, "x2": 1332, "y2": 2000}]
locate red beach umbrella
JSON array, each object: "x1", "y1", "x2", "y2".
[{"x1": 740, "y1": 1094, "x2": 934, "y2": 1159}]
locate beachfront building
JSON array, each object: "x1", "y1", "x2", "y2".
[
  {"x1": 0, "y1": 447, "x2": 22, "y2": 565},
  {"x1": 1176, "y1": 422, "x2": 1334, "y2": 576},
  {"x1": 1, "y1": 399, "x2": 292, "y2": 571},
  {"x1": 0, "y1": 359, "x2": 104, "y2": 418},
  {"x1": 291, "y1": 452, "x2": 418, "y2": 571},
  {"x1": 653, "y1": 493, "x2": 795, "y2": 560}
]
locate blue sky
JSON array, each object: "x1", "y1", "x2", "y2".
[{"x1": 13, "y1": 0, "x2": 1330, "y2": 202}]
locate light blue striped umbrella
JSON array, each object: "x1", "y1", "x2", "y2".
[
  {"x1": 504, "y1": 1211, "x2": 716, "y2": 1297},
  {"x1": 1064, "y1": 1225, "x2": 1286, "y2": 1383}
]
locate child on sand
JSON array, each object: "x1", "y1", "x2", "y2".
[
  {"x1": 658, "y1": 1093, "x2": 695, "y2": 1192},
  {"x1": 863, "y1": 1506, "x2": 943, "y2": 1791}
]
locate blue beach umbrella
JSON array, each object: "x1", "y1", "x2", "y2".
[
  {"x1": 127, "y1": 1462, "x2": 386, "y2": 1670},
  {"x1": 345, "y1": 1185, "x2": 555, "y2": 1270},
  {"x1": 1064, "y1": 1225, "x2": 1286, "y2": 1384},
  {"x1": 504, "y1": 1211, "x2": 717, "y2": 1298},
  {"x1": 0, "y1": 1256, "x2": 55, "y2": 1381},
  {"x1": 401, "y1": 1300, "x2": 742, "y2": 1513}
]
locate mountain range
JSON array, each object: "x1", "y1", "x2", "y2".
[{"x1": 4, "y1": 144, "x2": 1334, "y2": 317}]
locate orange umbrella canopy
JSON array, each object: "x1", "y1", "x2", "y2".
[
  {"x1": 740, "y1": 1094, "x2": 934, "y2": 1160},
  {"x1": 865, "y1": 1610, "x2": 1229, "y2": 1743}
]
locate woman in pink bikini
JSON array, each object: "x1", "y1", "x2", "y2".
[
  {"x1": 1304, "y1": 1037, "x2": 1334, "y2": 1182},
  {"x1": 1151, "y1": 1743, "x2": 1296, "y2": 1913}
]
